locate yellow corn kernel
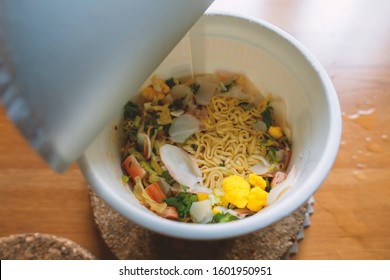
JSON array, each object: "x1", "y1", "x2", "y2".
[
  {"x1": 197, "y1": 193, "x2": 209, "y2": 201},
  {"x1": 157, "y1": 92, "x2": 165, "y2": 100},
  {"x1": 159, "y1": 80, "x2": 170, "y2": 94},
  {"x1": 220, "y1": 196, "x2": 229, "y2": 208},
  {"x1": 248, "y1": 173, "x2": 267, "y2": 190},
  {"x1": 212, "y1": 206, "x2": 222, "y2": 215},
  {"x1": 142, "y1": 86, "x2": 157, "y2": 101},
  {"x1": 247, "y1": 187, "x2": 268, "y2": 212},
  {"x1": 268, "y1": 126, "x2": 283, "y2": 139},
  {"x1": 222, "y1": 175, "x2": 250, "y2": 208}
]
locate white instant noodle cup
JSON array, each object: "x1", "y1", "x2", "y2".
[{"x1": 79, "y1": 12, "x2": 341, "y2": 240}]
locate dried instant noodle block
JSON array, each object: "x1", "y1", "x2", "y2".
[
  {"x1": 90, "y1": 191, "x2": 312, "y2": 260},
  {"x1": 0, "y1": 233, "x2": 96, "y2": 260}
]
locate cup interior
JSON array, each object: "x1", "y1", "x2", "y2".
[{"x1": 79, "y1": 13, "x2": 341, "y2": 240}]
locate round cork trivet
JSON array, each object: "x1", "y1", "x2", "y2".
[
  {"x1": 0, "y1": 233, "x2": 96, "y2": 260},
  {"x1": 90, "y1": 191, "x2": 308, "y2": 259}
]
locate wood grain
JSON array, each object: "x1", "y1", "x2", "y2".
[{"x1": 1, "y1": 0, "x2": 390, "y2": 259}]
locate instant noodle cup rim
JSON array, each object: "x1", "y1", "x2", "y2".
[{"x1": 79, "y1": 12, "x2": 341, "y2": 240}]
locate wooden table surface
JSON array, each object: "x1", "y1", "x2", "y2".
[{"x1": 1, "y1": 0, "x2": 390, "y2": 260}]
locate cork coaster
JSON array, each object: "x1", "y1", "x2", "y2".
[
  {"x1": 0, "y1": 233, "x2": 96, "y2": 260},
  {"x1": 90, "y1": 191, "x2": 311, "y2": 259}
]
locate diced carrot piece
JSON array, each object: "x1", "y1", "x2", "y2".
[
  {"x1": 158, "y1": 206, "x2": 179, "y2": 220},
  {"x1": 122, "y1": 155, "x2": 147, "y2": 181},
  {"x1": 145, "y1": 182, "x2": 166, "y2": 203}
]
